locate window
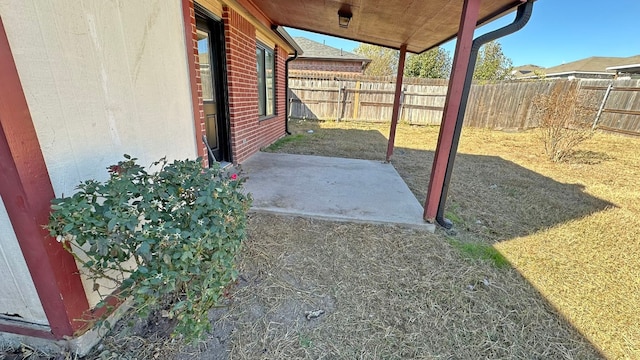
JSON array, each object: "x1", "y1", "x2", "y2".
[{"x1": 256, "y1": 43, "x2": 275, "y2": 117}]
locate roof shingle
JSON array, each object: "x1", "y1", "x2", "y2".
[
  {"x1": 293, "y1": 37, "x2": 370, "y2": 62},
  {"x1": 543, "y1": 55, "x2": 640, "y2": 75}
]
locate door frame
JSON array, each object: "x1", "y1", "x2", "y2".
[{"x1": 195, "y1": 5, "x2": 232, "y2": 163}]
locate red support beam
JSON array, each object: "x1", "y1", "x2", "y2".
[
  {"x1": 424, "y1": 0, "x2": 481, "y2": 222},
  {"x1": 386, "y1": 44, "x2": 407, "y2": 162},
  {"x1": 0, "y1": 19, "x2": 89, "y2": 338}
]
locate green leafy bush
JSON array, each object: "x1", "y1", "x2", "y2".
[{"x1": 48, "y1": 155, "x2": 251, "y2": 340}]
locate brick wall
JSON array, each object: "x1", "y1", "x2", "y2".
[
  {"x1": 290, "y1": 59, "x2": 365, "y2": 74},
  {"x1": 183, "y1": 0, "x2": 208, "y2": 164},
  {"x1": 222, "y1": 6, "x2": 286, "y2": 164}
]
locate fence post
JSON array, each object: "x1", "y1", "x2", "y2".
[
  {"x1": 339, "y1": 85, "x2": 347, "y2": 121},
  {"x1": 336, "y1": 81, "x2": 342, "y2": 122},
  {"x1": 353, "y1": 81, "x2": 361, "y2": 120},
  {"x1": 593, "y1": 82, "x2": 613, "y2": 130},
  {"x1": 399, "y1": 85, "x2": 406, "y2": 123}
]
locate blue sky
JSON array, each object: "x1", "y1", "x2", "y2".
[{"x1": 286, "y1": 0, "x2": 640, "y2": 68}]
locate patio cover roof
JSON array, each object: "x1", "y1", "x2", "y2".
[{"x1": 250, "y1": 0, "x2": 525, "y2": 53}]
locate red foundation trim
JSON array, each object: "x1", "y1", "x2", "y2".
[
  {"x1": 0, "y1": 290, "x2": 125, "y2": 340},
  {"x1": 0, "y1": 322, "x2": 56, "y2": 340},
  {"x1": 85, "y1": 294, "x2": 124, "y2": 321},
  {"x1": 0, "y1": 19, "x2": 90, "y2": 339}
]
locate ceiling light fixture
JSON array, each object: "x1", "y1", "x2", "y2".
[{"x1": 338, "y1": 8, "x2": 352, "y2": 28}]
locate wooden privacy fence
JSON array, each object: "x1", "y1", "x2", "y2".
[
  {"x1": 288, "y1": 73, "x2": 640, "y2": 135},
  {"x1": 288, "y1": 74, "x2": 448, "y2": 125}
]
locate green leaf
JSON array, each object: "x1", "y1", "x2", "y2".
[
  {"x1": 173, "y1": 301, "x2": 186, "y2": 311},
  {"x1": 107, "y1": 217, "x2": 118, "y2": 231},
  {"x1": 181, "y1": 251, "x2": 192, "y2": 261},
  {"x1": 138, "y1": 242, "x2": 150, "y2": 257}
]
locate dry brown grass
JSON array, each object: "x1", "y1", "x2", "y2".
[
  {"x1": 259, "y1": 119, "x2": 639, "y2": 359},
  {"x1": 208, "y1": 214, "x2": 598, "y2": 359}
]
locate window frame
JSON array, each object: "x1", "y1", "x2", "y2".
[{"x1": 256, "y1": 41, "x2": 276, "y2": 119}]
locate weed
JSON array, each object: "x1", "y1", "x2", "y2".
[
  {"x1": 299, "y1": 334, "x2": 313, "y2": 348},
  {"x1": 444, "y1": 203, "x2": 464, "y2": 225},
  {"x1": 444, "y1": 210, "x2": 464, "y2": 225},
  {"x1": 446, "y1": 237, "x2": 510, "y2": 268},
  {"x1": 265, "y1": 134, "x2": 306, "y2": 151}
]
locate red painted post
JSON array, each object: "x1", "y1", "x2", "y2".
[
  {"x1": 424, "y1": 0, "x2": 481, "y2": 222},
  {"x1": 386, "y1": 44, "x2": 407, "y2": 162},
  {"x1": 0, "y1": 19, "x2": 90, "y2": 338}
]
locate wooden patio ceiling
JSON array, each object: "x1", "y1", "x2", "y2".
[{"x1": 250, "y1": 0, "x2": 526, "y2": 53}]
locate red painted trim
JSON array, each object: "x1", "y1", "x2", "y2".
[
  {"x1": 182, "y1": 0, "x2": 208, "y2": 164},
  {"x1": 386, "y1": 44, "x2": 407, "y2": 162},
  {"x1": 0, "y1": 290, "x2": 122, "y2": 340},
  {"x1": 0, "y1": 19, "x2": 89, "y2": 339},
  {"x1": 84, "y1": 291, "x2": 124, "y2": 321},
  {"x1": 424, "y1": 0, "x2": 481, "y2": 222},
  {"x1": 74, "y1": 289, "x2": 125, "y2": 335},
  {"x1": 0, "y1": 322, "x2": 56, "y2": 340}
]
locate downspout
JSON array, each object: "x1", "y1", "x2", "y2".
[
  {"x1": 285, "y1": 50, "x2": 298, "y2": 135},
  {"x1": 436, "y1": 1, "x2": 534, "y2": 228},
  {"x1": 272, "y1": 25, "x2": 302, "y2": 136}
]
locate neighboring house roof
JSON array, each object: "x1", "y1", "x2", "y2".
[
  {"x1": 519, "y1": 55, "x2": 640, "y2": 79},
  {"x1": 511, "y1": 64, "x2": 544, "y2": 77},
  {"x1": 546, "y1": 57, "x2": 610, "y2": 74},
  {"x1": 293, "y1": 37, "x2": 370, "y2": 63},
  {"x1": 607, "y1": 62, "x2": 640, "y2": 74},
  {"x1": 546, "y1": 56, "x2": 628, "y2": 76}
]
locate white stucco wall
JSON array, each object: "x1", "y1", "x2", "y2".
[
  {"x1": 0, "y1": 196, "x2": 49, "y2": 327},
  {"x1": 0, "y1": 0, "x2": 196, "y2": 307}
]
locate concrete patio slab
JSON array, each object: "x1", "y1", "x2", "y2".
[{"x1": 241, "y1": 152, "x2": 435, "y2": 232}]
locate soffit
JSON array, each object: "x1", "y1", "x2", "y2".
[{"x1": 250, "y1": 0, "x2": 524, "y2": 53}]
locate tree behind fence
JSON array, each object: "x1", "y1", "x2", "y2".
[{"x1": 288, "y1": 72, "x2": 640, "y2": 135}]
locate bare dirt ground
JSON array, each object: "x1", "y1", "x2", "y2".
[{"x1": 10, "y1": 120, "x2": 638, "y2": 359}]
